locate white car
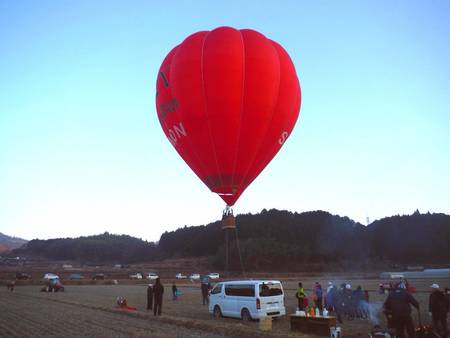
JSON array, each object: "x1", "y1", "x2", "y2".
[
  {"x1": 129, "y1": 273, "x2": 143, "y2": 280},
  {"x1": 208, "y1": 273, "x2": 220, "y2": 279},
  {"x1": 146, "y1": 272, "x2": 159, "y2": 280},
  {"x1": 209, "y1": 280, "x2": 285, "y2": 321},
  {"x1": 175, "y1": 273, "x2": 187, "y2": 279},
  {"x1": 189, "y1": 273, "x2": 200, "y2": 280},
  {"x1": 43, "y1": 273, "x2": 59, "y2": 280}
]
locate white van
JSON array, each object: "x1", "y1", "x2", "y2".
[{"x1": 208, "y1": 280, "x2": 285, "y2": 321}]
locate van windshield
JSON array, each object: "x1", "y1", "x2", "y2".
[
  {"x1": 259, "y1": 282, "x2": 283, "y2": 297},
  {"x1": 211, "y1": 283, "x2": 222, "y2": 295}
]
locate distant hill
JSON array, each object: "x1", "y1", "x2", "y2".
[
  {"x1": 365, "y1": 211, "x2": 450, "y2": 263},
  {"x1": 0, "y1": 232, "x2": 28, "y2": 253},
  {"x1": 13, "y1": 232, "x2": 159, "y2": 263},
  {"x1": 12, "y1": 210, "x2": 450, "y2": 271},
  {"x1": 158, "y1": 209, "x2": 450, "y2": 271}
]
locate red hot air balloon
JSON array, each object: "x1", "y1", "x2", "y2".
[{"x1": 156, "y1": 26, "x2": 301, "y2": 206}]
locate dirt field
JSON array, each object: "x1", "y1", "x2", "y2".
[{"x1": 1, "y1": 276, "x2": 449, "y2": 337}]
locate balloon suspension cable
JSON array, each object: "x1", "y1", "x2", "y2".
[
  {"x1": 223, "y1": 205, "x2": 233, "y2": 217},
  {"x1": 221, "y1": 205, "x2": 246, "y2": 278}
]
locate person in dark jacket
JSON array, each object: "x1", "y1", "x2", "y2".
[
  {"x1": 153, "y1": 278, "x2": 164, "y2": 316},
  {"x1": 334, "y1": 284, "x2": 346, "y2": 323},
  {"x1": 429, "y1": 284, "x2": 448, "y2": 338},
  {"x1": 383, "y1": 283, "x2": 419, "y2": 338},
  {"x1": 325, "y1": 282, "x2": 336, "y2": 312},
  {"x1": 353, "y1": 285, "x2": 366, "y2": 318},
  {"x1": 313, "y1": 282, "x2": 323, "y2": 313},
  {"x1": 147, "y1": 284, "x2": 153, "y2": 310},
  {"x1": 201, "y1": 276, "x2": 211, "y2": 305},
  {"x1": 344, "y1": 284, "x2": 355, "y2": 319},
  {"x1": 172, "y1": 281, "x2": 178, "y2": 300}
]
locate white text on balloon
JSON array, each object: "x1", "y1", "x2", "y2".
[
  {"x1": 278, "y1": 131, "x2": 289, "y2": 145},
  {"x1": 168, "y1": 122, "x2": 187, "y2": 147}
]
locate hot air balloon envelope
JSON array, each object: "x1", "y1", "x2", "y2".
[{"x1": 156, "y1": 26, "x2": 301, "y2": 205}]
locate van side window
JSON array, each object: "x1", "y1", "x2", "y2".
[
  {"x1": 211, "y1": 283, "x2": 222, "y2": 295},
  {"x1": 225, "y1": 284, "x2": 255, "y2": 297}
]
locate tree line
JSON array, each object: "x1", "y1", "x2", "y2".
[
  {"x1": 13, "y1": 232, "x2": 160, "y2": 263},
  {"x1": 13, "y1": 210, "x2": 450, "y2": 270}
]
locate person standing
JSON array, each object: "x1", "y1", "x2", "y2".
[
  {"x1": 353, "y1": 285, "x2": 365, "y2": 318},
  {"x1": 296, "y1": 282, "x2": 306, "y2": 311},
  {"x1": 7, "y1": 281, "x2": 15, "y2": 291},
  {"x1": 313, "y1": 282, "x2": 323, "y2": 313},
  {"x1": 325, "y1": 282, "x2": 336, "y2": 312},
  {"x1": 146, "y1": 283, "x2": 153, "y2": 310},
  {"x1": 335, "y1": 284, "x2": 347, "y2": 323},
  {"x1": 153, "y1": 278, "x2": 164, "y2": 316},
  {"x1": 429, "y1": 283, "x2": 448, "y2": 338},
  {"x1": 201, "y1": 276, "x2": 211, "y2": 305},
  {"x1": 383, "y1": 283, "x2": 419, "y2": 338},
  {"x1": 172, "y1": 281, "x2": 178, "y2": 300}
]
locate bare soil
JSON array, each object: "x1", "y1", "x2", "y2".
[{"x1": 1, "y1": 275, "x2": 448, "y2": 337}]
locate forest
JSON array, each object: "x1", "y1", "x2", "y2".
[{"x1": 13, "y1": 210, "x2": 450, "y2": 270}]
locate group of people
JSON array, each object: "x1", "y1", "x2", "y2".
[
  {"x1": 296, "y1": 280, "x2": 450, "y2": 338},
  {"x1": 146, "y1": 277, "x2": 212, "y2": 316},
  {"x1": 146, "y1": 278, "x2": 165, "y2": 316},
  {"x1": 296, "y1": 281, "x2": 369, "y2": 322},
  {"x1": 384, "y1": 282, "x2": 449, "y2": 338}
]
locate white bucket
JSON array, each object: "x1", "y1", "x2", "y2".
[{"x1": 330, "y1": 326, "x2": 342, "y2": 338}]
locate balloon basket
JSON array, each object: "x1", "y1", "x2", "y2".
[{"x1": 222, "y1": 215, "x2": 236, "y2": 229}]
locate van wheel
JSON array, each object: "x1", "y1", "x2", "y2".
[
  {"x1": 213, "y1": 306, "x2": 222, "y2": 319},
  {"x1": 241, "y1": 308, "x2": 251, "y2": 322}
]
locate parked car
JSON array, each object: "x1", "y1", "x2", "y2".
[
  {"x1": 130, "y1": 273, "x2": 143, "y2": 280},
  {"x1": 189, "y1": 273, "x2": 200, "y2": 280},
  {"x1": 16, "y1": 272, "x2": 31, "y2": 280},
  {"x1": 175, "y1": 273, "x2": 187, "y2": 279},
  {"x1": 92, "y1": 273, "x2": 105, "y2": 280},
  {"x1": 208, "y1": 273, "x2": 220, "y2": 279},
  {"x1": 146, "y1": 272, "x2": 159, "y2": 280},
  {"x1": 69, "y1": 273, "x2": 84, "y2": 280},
  {"x1": 209, "y1": 280, "x2": 285, "y2": 321},
  {"x1": 43, "y1": 273, "x2": 60, "y2": 280}
]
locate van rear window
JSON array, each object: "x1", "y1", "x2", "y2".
[
  {"x1": 259, "y1": 283, "x2": 283, "y2": 297},
  {"x1": 225, "y1": 284, "x2": 255, "y2": 297}
]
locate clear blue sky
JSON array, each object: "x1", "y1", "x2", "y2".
[{"x1": 1, "y1": 0, "x2": 449, "y2": 241}]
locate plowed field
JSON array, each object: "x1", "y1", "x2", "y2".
[{"x1": 1, "y1": 277, "x2": 447, "y2": 337}]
